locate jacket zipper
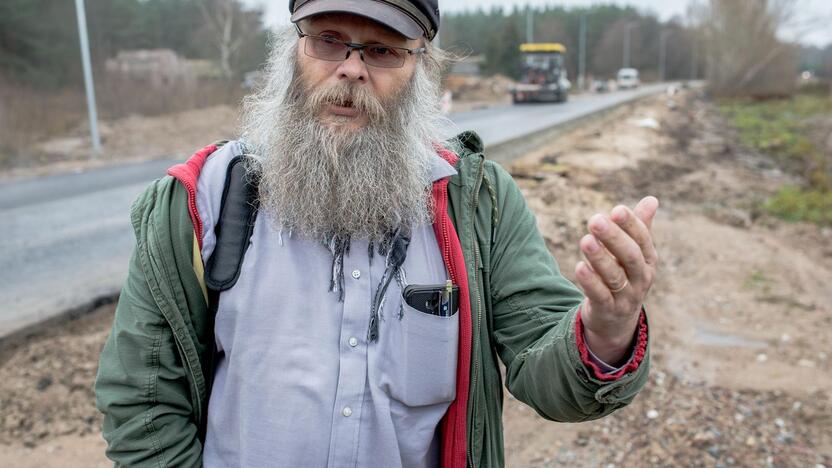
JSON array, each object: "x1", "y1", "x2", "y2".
[
  {"x1": 181, "y1": 180, "x2": 203, "y2": 249},
  {"x1": 441, "y1": 211, "x2": 457, "y2": 285},
  {"x1": 468, "y1": 221, "x2": 483, "y2": 467},
  {"x1": 465, "y1": 158, "x2": 486, "y2": 467},
  {"x1": 440, "y1": 190, "x2": 462, "y2": 457}
]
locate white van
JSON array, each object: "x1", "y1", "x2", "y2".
[{"x1": 617, "y1": 68, "x2": 640, "y2": 89}]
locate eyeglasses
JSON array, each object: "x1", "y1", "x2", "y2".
[{"x1": 294, "y1": 24, "x2": 426, "y2": 69}]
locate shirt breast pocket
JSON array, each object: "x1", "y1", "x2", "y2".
[{"x1": 377, "y1": 302, "x2": 459, "y2": 407}]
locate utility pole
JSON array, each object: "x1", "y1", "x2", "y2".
[
  {"x1": 526, "y1": 7, "x2": 534, "y2": 43},
  {"x1": 623, "y1": 23, "x2": 634, "y2": 68},
  {"x1": 578, "y1": 13, "x2": 587, "y2": 90},
  {"x1": 691, "y1": 41, "x2": 699, "y2": 80},
  {"x1": 659, "y1": 30, "x2": 670, "y2": 82},
  {"x1": 74, "y1": 0, "x2": 101, "y2": 156}
]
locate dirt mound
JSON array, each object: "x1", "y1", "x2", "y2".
[
  {"x1": 0, "y1": 306, "x2": 111, "y2": 448},
  {"x1": 505, "y1": 90, "x2": 832, "y2": 466},
  {"x1": 445, "y1": 74, "x2": 514, "y2": 102},
  {"x1": 3, "y1": 105, "x2": 238, "y2": 181},
  {"x1": 504, "y1": 370, "x2": 831, "y2": 466}
]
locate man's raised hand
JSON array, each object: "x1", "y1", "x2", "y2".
[{"x1": 574, "y1": 196, "x2": 659, "y2": 365}]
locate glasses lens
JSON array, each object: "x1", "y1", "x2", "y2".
[
  {"x1": 364, "y1": 45, "x2": 405, "y2": 68},
  {"x1": 306, "y1": 36, "x2": 347, "y2": 61}
]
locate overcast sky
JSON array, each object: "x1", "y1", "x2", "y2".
[{"x1": 244, "y1": 0, "x2": 831, "y2": 47}]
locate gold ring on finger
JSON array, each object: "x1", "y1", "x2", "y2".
[{"x1": 610, "y1": 279, "x2": 629, "y2": 294}]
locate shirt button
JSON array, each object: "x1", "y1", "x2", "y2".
[
  {"x1": 351, "y1": 269, "x2": 361, "y2": 279},
  {"x1": 342, "y1": 406, "x2": 353, "y2": 417},
  {"x1": 348, "y1": 337, "x2": 358, "y2": 347}
]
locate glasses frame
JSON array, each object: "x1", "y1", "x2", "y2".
[{"x1": 294, "y1": 24, "x2": 426, "y2": 69}]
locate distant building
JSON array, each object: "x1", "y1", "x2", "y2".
[
  {"x1": 450, "y1": 55, "x2": 485, "y2": 77},
  {"x1": 105, "y1": 49, "x2": 196, "y2": 90}
]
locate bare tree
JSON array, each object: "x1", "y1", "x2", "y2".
[
  {"x1": 692, "y1": 0, "x2": 801, "y2": 97},
  {"x1": 199, "y1": 0, "x2": 251, "y2": 80}
]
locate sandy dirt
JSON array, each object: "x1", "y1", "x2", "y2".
[
  {"x1": 0, "y1": 105, "x2": 239, "y2": 182},
  {"x1": 504, "y1": 90, "x2": 832, "y2": 466},
  {"x1": 1, "y1": 91, "x2": 830, "y2": 467}
]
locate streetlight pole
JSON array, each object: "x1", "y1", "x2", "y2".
[
  {"x1": 526, "y1": 7, "x2": 534, "y2": 43},
  {"x1": 578, "y1": 13, "x2": 587, "y2": 90},
  {"x1": 74, "y1": 0, "x2": 101, "y2": 156}
]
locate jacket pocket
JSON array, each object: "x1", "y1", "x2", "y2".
[{"x1": 378, "y1": 303, "x2": 459, "y2": 407}]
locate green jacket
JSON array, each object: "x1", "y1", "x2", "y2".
[{"x1": 95, "y1": 133, "x2": 650, "y2": 467}]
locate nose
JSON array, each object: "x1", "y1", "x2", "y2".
[{"x1": 335, "y1": 48, "x2": 368, "y2": 83}]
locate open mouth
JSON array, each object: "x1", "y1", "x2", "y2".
[
  {"x1": 334, "y1": 98, "x2": 354, "y2": 108},
  {"x1": 328, "y1": 98, "x2": 361, "y2": 118}
]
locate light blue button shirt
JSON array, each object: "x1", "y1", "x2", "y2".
[{"x1": 198, "y1": 142, "x2": 459, "y2": 467}]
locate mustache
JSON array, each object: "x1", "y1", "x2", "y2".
[{"x1": 302, "y1": 81, "x2": 388, "y2": 123}]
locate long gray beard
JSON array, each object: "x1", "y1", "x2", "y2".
[{"x1": 241, "y1": 27, "x2": 452, "y2": 241}]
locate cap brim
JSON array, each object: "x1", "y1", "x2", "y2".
[{"x1": 291, "y1": 0, "x2": 424, "y2": 40}]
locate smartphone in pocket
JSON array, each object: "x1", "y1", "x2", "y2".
[{"x1": 402, "y1": 283, "x2": 460, "y2": 317}]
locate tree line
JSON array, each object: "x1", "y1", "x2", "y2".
[
  {"x1": 443, "y1": 1, "x2": 831, "y2": 95},
  {"x1": 0, "y1": 0, "x2": 268, "y2": 88},
  {"x1": 1, "y1": 0, "x2": 829, "y2": 92},
  {"x1": 441, "y1": 5, "x2": 703, "y2": 82}
]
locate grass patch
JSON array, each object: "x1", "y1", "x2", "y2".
[
  {"x1": 719, "y1": 93, "x2": 832, "y2": 225},
  {"x1": 743, "y1": 269, "x2": 772, "y2": 293},
  {"x1": 719, "y1": 94, "x2": 830, "y2": 169},
  {"x1": 764, "y1": 185, "x2": 832, "y2": 225}
]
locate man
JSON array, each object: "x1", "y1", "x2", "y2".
[{"x1": 94, "y1": 0, "x2": 658, "y2": 467}]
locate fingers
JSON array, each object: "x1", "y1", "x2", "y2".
[
  {"x1": 578, "y1": 199, "x2": 658, "y2": 328},
  {"x1": 580, "y1": 234, "x2": 628, "y2": 291},
  {"x1": 575, "y1": 261, "x2": 613, "y2": 309},
  {"x1": 610, "y1": 205, "x2": 659, "y2": 266},
  {"x1": 633, "y1": 196, "x2": 659, "y2": 230},
  {"x1": 588, "y1": 213, "x2": 647, "y2": 284}
]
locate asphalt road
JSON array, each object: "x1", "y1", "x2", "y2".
[
  {"x1": 451, "y1": 83, "x2": 665, "y2": 147},
  {"x1": 0, "y1": 84, "x2": 667, "y2": 338}
]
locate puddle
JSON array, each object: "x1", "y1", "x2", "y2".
[{"x1": 694, "y1": 326, "x2": 768, "y2": 349}]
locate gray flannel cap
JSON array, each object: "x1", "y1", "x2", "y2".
[{"x1": 290, "y1": 0, "x2": 439, "y2": 40}]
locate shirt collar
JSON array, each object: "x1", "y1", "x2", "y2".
[{"x1": 428, "y1": 151, "x2": 458, "y2": 183}]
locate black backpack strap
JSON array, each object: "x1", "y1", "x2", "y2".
[
  {"x1": 198, "y1": 154, "x2": 259, "y2": 442},
  {"x1": 204, "y1": 155, "x2": 260, "y2": 294}
]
